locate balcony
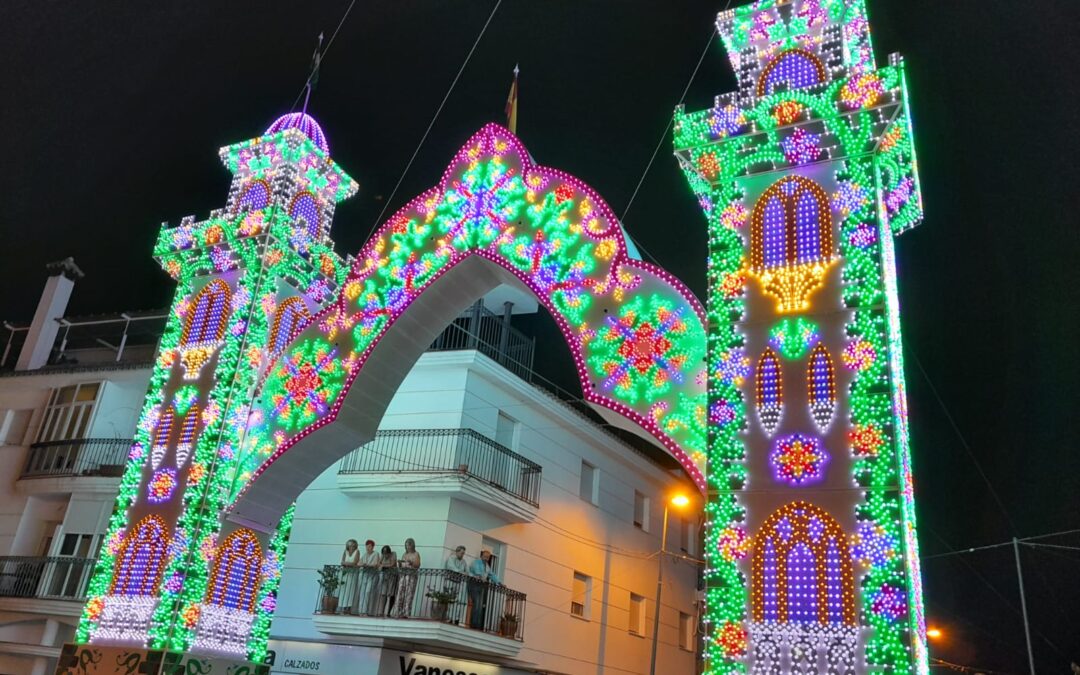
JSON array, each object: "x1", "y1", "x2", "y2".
[
  {"x1": 21, "y1": 438, "x2": 130, "y2": 479},
  {"x1": 0, "y1": 556, "x2": 95, "y2": 616},
  {"x1": 337, "y1": 429, "x2": 541, "y2": 521},
  {"x1": 312, "y1": 566, "x2": 526, "y2": 658},
  {"x1": 17, "y1": 438, "x2": 130, "y2": 495}
]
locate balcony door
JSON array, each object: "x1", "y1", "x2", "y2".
[{"x1": 43, "y1": 533, "x2": 95, "y2": 599}]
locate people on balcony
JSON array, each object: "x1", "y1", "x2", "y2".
[
  {"x1": 340, "y1": 539, "x2": 361, "y2": 614},
  {"x1": 467, "y1": 549, "x2": 500, "y2": 630},
  {"x1": 394, "y1": 538, "x2": 421, "y2": 618},
  {"x1": 375, "y1": 545, "x2": 398, "y2": 616},
  {"x1": 444, "y1": 545, "x2": 468, "y2": 624},
  {"x1": 356, "y1": 539, "x2": 380, "y2": 615}
]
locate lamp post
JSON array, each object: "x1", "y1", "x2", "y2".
[{"x1": 649, "y1": 493, "x2": 690, "y2": 675}]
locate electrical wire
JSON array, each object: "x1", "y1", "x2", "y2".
[
  {"x1": 364, "y1": 0, "x2": 504, "y2": 242},
  {"x1": 912, "y1": 350, "x2": 1018, "y2": 534},
  {"x1": 288, "y1": 0, "x2": 359, "y2": 113}
]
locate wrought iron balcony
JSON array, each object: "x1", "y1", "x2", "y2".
[
  {"x1": 338, "y1": 429, "x2": 542, "y2": 507},
  {"x1": 0, "y1": 556, "x2": 96, "y2": 601},
  {"x1": 21, "y1": 438, "x2": 130, "y2": 479},
  {"x1": 313, "y1": 565, "x2": 526, "y2": 643}
]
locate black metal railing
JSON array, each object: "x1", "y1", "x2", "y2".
[
  {"x1": 314, "y1": 565, "x2": 526, "y2": 641},
  {"x1": 339, "y1": 429, "x2": 542, "y2": 506},
  {"x1": 0, "y1": 556, "x2": 96, "y2": 600},
  {"x1": 21, "y1": 438, "x2": 130, "y2": 479},
  {"x1": 429, "y1": 302, "x2": 535, "y2": 381}
]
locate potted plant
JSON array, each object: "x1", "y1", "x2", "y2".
[
  {"x1": 499, "y1": 611, "x2": 519, "y2": 637},
  {"x1": 425, "y1": 588, "x2": 457, "y2": 621},
  {"x1": 316, "y1": 566, "x2": 341, "y2": 614}
]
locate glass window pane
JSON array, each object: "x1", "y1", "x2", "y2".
[
  {"x1": 60, "y1": 533, "x2": 78, "y2": 555},
  {"x1": 56, "y1": 386, "x2": 76, "y2": 404},
  {"x1": 76, "y1": 383, "x2": 100, "y2": 402}
]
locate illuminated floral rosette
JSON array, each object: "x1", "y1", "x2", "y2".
[
  {"x1": 586, "y1": 295, "x2": 701, "y2": 405},
  {"x1": 263, "y1": 339, "x2": 347, "y2": 431},
  {"x1": 769, "y1": 434, "x2": 829, "y2": 485}
]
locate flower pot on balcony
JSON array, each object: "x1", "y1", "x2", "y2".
[
  {"x1": 499, "y1": 617, "x2": 519, "y2": 637},
  {"x1": 321, "y1": 595, "x2": 339, "y2": 614},
  {"x1": 430, "y1": 601, "x2": 449, "y2": 622}
]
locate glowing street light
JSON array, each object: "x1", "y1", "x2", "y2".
[{"x1": 926, "y1": 627, "x2": 943, "y2": 640}]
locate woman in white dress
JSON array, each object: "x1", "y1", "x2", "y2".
[
  {"x1": 394, "y1": 538, "x2": 421, "y2": 617},
  {"x1": 339, "y1": 539, "x2": 361, "y2": 614},
  {"x1": 357, "y1": 539, "x2": 381, "y2": 615}
]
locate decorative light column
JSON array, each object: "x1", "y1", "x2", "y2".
[
  {"x1": 674, "y1": 1, "x2": 927, "y2": 672},
  {"x1": 64, "y1": 113, "x2": 356, "y2": 671}
]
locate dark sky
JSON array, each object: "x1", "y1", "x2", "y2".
[{"x1": 3, "y1": 0, "x2": 1079, "y2": 671}]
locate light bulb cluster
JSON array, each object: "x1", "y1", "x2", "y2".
[
  {"x1": 755, "y1": 347, "x2": 783, "y2": 433},
  {"x1": 807, "y1": 344, "x2": 836, "y2": 429},
  {"x1": 770, "y1": 434, "x2": 829, "y2": 485}
]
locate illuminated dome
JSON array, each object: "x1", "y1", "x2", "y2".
[{"x1": 264, "y1": 112, "x2": 329, "y2": 153}]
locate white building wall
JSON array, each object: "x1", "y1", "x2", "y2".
[
  {"x1": 274, "y1": 351, "x2": 700, "y2": 675},
  {"x1": 0, "y1": 349, "x2": 701, "y2": 675}
]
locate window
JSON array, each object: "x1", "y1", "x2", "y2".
[
  {"x1": 36, "y1": 382, "x2": 101, "y2": 443},
  {"x1": 481, "y1": 537, "x2": 505, "y2": 580},
  {"x1": 679, "y1": 612, "x2": 695, "y2": 651},
  {"x1": 571, "y1": 572, "x2": 591, "y2": 619},
  {"x1": 110, "y1": 515, "x2": 170, "y2": 596},
  {"x1": 633, "y1": 490, "x2": 650, "y2": 531},
  {"x1": 495, "y1": 411, "x2": 519, "y2": 450},
  {"x1": 579, "y1": 460, "x2": 597, "y2": 504},
  {"x1": 629, "y1": 593, "x2": 646, "y2": 636}
]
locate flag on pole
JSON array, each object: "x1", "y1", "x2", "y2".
[{"x1": 504, "y1": 64, "x2": 519, "y2": 134}]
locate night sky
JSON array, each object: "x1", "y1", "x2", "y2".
[{"x1": 2, "y1": 1, "x2": 1079, "y2": 671}]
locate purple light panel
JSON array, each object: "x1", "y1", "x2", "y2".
[
  {"x1": 761, "y1": 50, "x2": 825, "y2": 95},
  {"x1": 289, "y1": 193, "x2": 322, "y2": 240}
]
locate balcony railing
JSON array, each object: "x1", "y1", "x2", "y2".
[
  {"x1": 338, "y1": 429, "x2": 542, "y2": 506},
  {"x1": 0, "y1": 556, "x2": 96, "y2": 601},
  {"x1": 21, "y1": 438, "x2": 130, "y2": 479},
  {"x1": 429, "y1": 301, "x2": 535, "y2": 382},
  {"x1": 315, "y1": 565, "x2": 526, "y2": 641}
]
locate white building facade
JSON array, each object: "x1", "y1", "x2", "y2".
[{"x1": 0, "y1": 268, "x2": 702, "y2": 675}]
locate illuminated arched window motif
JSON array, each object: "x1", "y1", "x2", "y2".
[
  {"x1": 289, "y1": 192, "x2": 322, "y2": 240},
  {"x1": 110, "y1": 515, "x2": 170, "y2": 596},
  {"x1": 756, "y1": 347, "x2": 783, "y2": 434},
  {"x1": 237, "y1": 179, "x2": 271, "y2": 212},
  {"x1": 205, "y1": 528, "x2": 263, "y2": 612},
  {"x1": 757, "y1": 49, "x2": 827, "y2": 97},
  {"x1": 270, "y1": 297, "x2": 310, "y2": 355},
  {"x1": 181, "y1": 279, "x2": 231, "y2": 347},
  {"x1": 749, "y1": 176, "x2": 834, "y2": 313},
  {"x1": 751, "y1": 501, "x2": 856, "y2": 626},
  {"x1": 151, "y1": 406, "x2": 175, "y2": 470},
  {"x1": 807, "y1": 344, "x2": 836, "y2": 430},
  {"x1": 175, "y1": 405, "x2": 200, "y2": 468}
]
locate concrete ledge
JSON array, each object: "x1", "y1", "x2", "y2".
[{"x1": 312, "y1": 614, "x2": 523, "y2": 658}]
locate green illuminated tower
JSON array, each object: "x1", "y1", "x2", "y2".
[
  {"x1": 67, "y1": 113, "x2": 355, "y2": 668},
  {"x1": 673, "y1": 0, "x2": 927, "y2": 672}
]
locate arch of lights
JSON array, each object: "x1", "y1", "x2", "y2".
[{"x1": 64, "y1": 1, "x2": 926, "y2": 672}]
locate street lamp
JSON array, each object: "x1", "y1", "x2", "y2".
[
  {"x1": 649, "y1": 492, "x2": 691, "y2": 675},
  {"x1": 926, "y1": 627, "x2": 943, "y2": 641}
]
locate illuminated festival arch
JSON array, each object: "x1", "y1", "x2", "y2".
[
  {"x1": 68, "y1": 2, "x2": 930, "y2": 672},
  {"x1": 70, "y1": 120, "x2": 708, "y2": 664}
]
